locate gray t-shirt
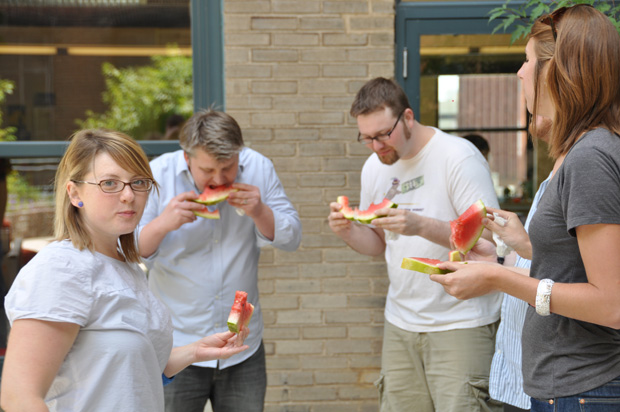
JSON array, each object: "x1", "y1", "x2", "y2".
[{"x1": 523, "y1": 128, "x2": 620, "y2": 399}]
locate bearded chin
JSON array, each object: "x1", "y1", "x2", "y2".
[
  {"x1": 378, "y1": 123, "x2": 410, "y2": 165},
  {"x1": 379, "y1": 152, "x2": 399, "y2": 165}
]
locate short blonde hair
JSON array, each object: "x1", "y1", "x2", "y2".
[{"x1": 54, "y1": 129, "x2": 155, "y2": 263}]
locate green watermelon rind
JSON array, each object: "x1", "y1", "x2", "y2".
[
  {"x1": 355, "y1": 199, "x2": 397, "y2": 224},
  {"x1": 401, "y1": 257, "x2": 452, "y2": 275},
  {"x1": 449, "y1": 250, "x2": 463, "y2": 262},
  {"x1": 227, "y1": 302, "x2": 254, "y2": 333},
  {"x1": 450, "y1": 199, "x2": 487, "y2": 255},
  {"x1": 227, "y1": 291, "x2": 254, "y2": 333},
  {"x1": 191, "y1": 186, "x2": 239, "y2": 206},
  {"x1": 192, "y1": 208, "x2": 220, "y2": 220},
  {"x1": 336, "y1": 196, "x2": 398, "y2": 224},
  {"x1": 336, "y1": 196, "x2": 356, "y2": 221}
]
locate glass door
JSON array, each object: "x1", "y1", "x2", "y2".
[{"x1": 395, "y1": 1, "x2": 550, "y2": 216}]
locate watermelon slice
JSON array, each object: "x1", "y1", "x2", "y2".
[
  {"x1": 356, "y1": 199, "x2": 398, "y2": 224},
  {"x1": 227, "y1": 290, "x2": 254, "y2": 333},
  {"x1": 336, "y1": 196, "x2": 356, "y2": 221},
  {"x1": 449, "y1": 250, "x2": 463, "y2": 262},
  {"x1": 401, "y1": 257, "x2": 453, "y2": 275},
  {"x1": 192, "y1": 184, "x2": 239, "y2": 206},
  {"x1": 335, "y1": 196, "x2": 397, "y2": 224},
  {"x1": 450, "y1": 199, "x2": 487, "y2": 255},
  {"x1": 193, "y1": 207, "x2": 220, "y2": 220}
]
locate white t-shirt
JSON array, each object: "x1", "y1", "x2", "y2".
[
  {"x1": 5, "y1": 240, "x2": 173, "y2": 412},
  {"x1": 361, "y1": 127, "x2": 501, "y2": 332}
]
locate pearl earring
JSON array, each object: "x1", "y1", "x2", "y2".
[{"x1": 78, "y1": 201, "x2": 84, "y2": 208}]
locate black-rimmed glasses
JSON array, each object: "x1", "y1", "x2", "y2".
[
  {"x1": 357, "y1": 110, "x2": 405, "y2": 145},
  {"x1": 72, "y1": 179, "x2": 153, "y2": 193}
]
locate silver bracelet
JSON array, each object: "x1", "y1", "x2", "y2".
[{"x1": 535, "y1": 279, "x2": 555, "y2": 316}]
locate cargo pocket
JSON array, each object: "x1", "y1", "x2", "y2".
[
  {"x1": 374, "y1": 374, "x2": 386, "y2": 408},
  {"x1": 468, "y1": 377, "x2": 503, "y2": 412}
]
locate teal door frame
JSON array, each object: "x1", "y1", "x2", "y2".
[
  {"x1": 0, "y1": 0, "x2": 223, "y2": 158},
  {"x1": 191, "y1": 0, "x2": 225, "y2": 112},
  {"x1": 395, "y1": 1, "x2": 527, "y2": 120}
]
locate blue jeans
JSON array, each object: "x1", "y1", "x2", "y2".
[
  {"x1": 164, "y1": 341, "x2": 266, "y2": 412},
  {"x1": 531, "y1": 376, "x2": 620, "y2": 412}
]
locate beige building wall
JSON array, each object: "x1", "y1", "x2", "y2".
[{"x1": 223, "y1": 1, "x2": 395, "y2": 410}]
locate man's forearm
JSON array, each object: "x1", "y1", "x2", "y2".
[
  {"x1": 416, "y1": 216, "x2": 452, "y2": 249},
  {"x1": 253, "y1": 203, "x2": 275, "y2": 241},
  {"x1": 138, "y1": 217, "x2": 170, "y2": 258},
  {"x1": 340, "y1": 224, "x2": 386, "y2": 257}
]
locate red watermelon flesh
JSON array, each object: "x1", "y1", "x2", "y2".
[
  {"x1": 450, "y1": 199, "x2": 487, "y2": 254},
  {"x1": 401, "y1": 257, "x2": 453, "y2": 275},
  {"x1": 192, "y1": 184, "x2": 239, "y2": 206},
  {"x1": 356, "y1": 198, "x2": 397, "y2": 224},
  {"x1": 337, "y1": 196, "x2": 356, "y2": 221},
  {"x1": 227, "y1": 290, "x2": 254, "y2": 333},
  {"x1": 335, "y1": 196, "x2": 397, "y2": 224},
  {"x1": 193, "y1": 207, "x2": 220, "y2": 220}
]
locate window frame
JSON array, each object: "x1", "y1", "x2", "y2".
[{"x1": 0, "y1": 0, "x2": 223, "y2": 158}]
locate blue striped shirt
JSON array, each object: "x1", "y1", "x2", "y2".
[{"x1": 489, "y1": 173, "x2": 551, "y2": 409}]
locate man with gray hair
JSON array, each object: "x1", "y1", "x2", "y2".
[{"x1": 139, "y1": 109, "x2": 302, "y2": 412}]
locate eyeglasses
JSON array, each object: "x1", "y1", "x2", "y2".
[
  {"x1": 540, "y1": 4, "x2": 593, "y2": 42},
  {"x1": 357, "y1": 110, "x2": 405, "y2": 145},
  {"x1": 72, "y1": 179, "x2": 153, "y2": 193}
]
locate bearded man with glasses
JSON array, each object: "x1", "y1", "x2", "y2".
[{"x1": 328, "y1": 77, "x2": 501, "y2": 412}]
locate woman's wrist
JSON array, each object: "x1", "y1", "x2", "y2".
[
  {"x1": 488, "y1": 264, "x2": 508, "y2": 293},
  {"x1": 515, "y1": 240, "x2": 533, "y2": 260}
]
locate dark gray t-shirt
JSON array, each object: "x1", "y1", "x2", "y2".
[{"x1": 523, "y1": 128, "x2": 620, "y2": 399}]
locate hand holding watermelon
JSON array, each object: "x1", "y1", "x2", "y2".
[
  {"x1": 483, "y1": 207, "x2": 532, "y2": 260},
  {"x1": 227, "y1": 183, "x2": 277, "y2": 241},
  {"x1": 191, "y1": 331, "x2": 250, "y2": 361},
  {"x1": 161, "y1": 191, "x2": 208, "y2": 229},
  {"x1": 164, "y1": 330, "x2": 250, "y2": 378},
  {"x1": 370, "y1": 207, "x2": 426, "y2": 236},
  {"x1": 462, "y1": 237, "x2": 498, "y2": 263},
  {"x1": 226, "y1": 183, "x2": 262, "y2": 217},
  {"x1": 429, "y1": 260, "x2": 501, "y2": 300},
  {"x1": 328, "y1": 200, "x2": 354, "y2": 237}
]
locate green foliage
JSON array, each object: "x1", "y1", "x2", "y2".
[
  {"x1": 76, "y1": 53, "x2": 193, "y2": 140},
  {"x1": 1, "y1": 79, "x2": 43, "y2": 204},
  {"x1": 6, "y1": 171, "x2": 41, "y2": 204},
  {"x1": 0, "y1": 79, "x2": 16, "y2": 142},
  {"x1": 489, "y1": 0, "x2": 620, "y2": 43}
]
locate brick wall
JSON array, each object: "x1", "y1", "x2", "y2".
[{"x1": 223, "y1": 1, "x2": 395, "y2": 410}]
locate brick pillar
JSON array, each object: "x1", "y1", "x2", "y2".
[{"x1": 224, "y1": 1, "x2": 395, "y2": 409}]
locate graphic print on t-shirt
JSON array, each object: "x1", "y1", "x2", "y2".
[
  {"x1": 400, "y1": 175, "x2": 424, "y2": 194},
  {"x1": 385, "y1": 175, "x2": 425, "y2": 213},
  {"x1": 385, "y1": 178, "x2": 401, "y2": 200}
]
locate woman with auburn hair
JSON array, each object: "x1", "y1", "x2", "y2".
[
  {"x1": 1, "y1": 129, "x2": 248, "y2": 412},
  {"x1": 431, "y1": 5, "x2": 620, "y2": 411}
]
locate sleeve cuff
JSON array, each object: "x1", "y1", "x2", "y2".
[{"x1": 162, "y1": 373, "x2": 175, "y2": 386}]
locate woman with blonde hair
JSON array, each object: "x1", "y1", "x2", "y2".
[
  {"x1": 1, "y1": 129, "x2": 248, "y2": 412},
  {"x1": 432, "y1": 5, "x2": 620, "y2": 410}
]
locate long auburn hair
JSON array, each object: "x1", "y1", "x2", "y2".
[
  {"x1": 533, "y1": 5, "x2": 620, "y2": 158},
  {"x1": 54, "y1": 129, "x2": 156, "y2": 263}
]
